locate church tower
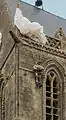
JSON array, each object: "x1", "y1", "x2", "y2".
[{"x1": 0, "y1": 1, "x2": 66, "y2": 120}]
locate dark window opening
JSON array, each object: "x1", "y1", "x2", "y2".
[
  {"x1": 53, "y1": 88, "x2": 57, "y2": 93},
  {"x1": 46, "y1": 99, "x2": 51, "y2": 106},
  {"x1": 53, "y1": 93, "x2": 58, "y2": 99},
  {"x1": 46, "y1": 114, "x2": 51, "y2": 120},
  {"x1": 46, "y1": 107, "x2": 51, "y2": 113},
  {"x1": 53, "y1": 115, "x2": 58, "y2": 120},
  {"x1": 46, "y1": 86, "x2": 51, "y2": 92},
  {"x1": 53, "y1": 100, "x2": 58, "y2": 108},
  {"x1": 46, "y1": 76, "x2": 51, "y2": 86},
  {"x1": 46, "y1": 92, "x2": 51, "y2": 97},
  {"x1": 53, "y1": 79, "x2": 57, "y2": 87},
  {"x1": 53, "y1": 108, "x2": 58, "y2": 114}
]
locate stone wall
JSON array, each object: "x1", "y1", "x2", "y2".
[
  {"x1": 19, "y1": 69, "x2": 42, "y2": 120},
  {"x1": 0, "y1": 33, "x2": 66, "y2": 120},
  {"x1": 0, "y1": 47, "x2": 15, "y2": 120},
  {"x1": 18, "y1": 42, "x2": 65, "y2": 120},
  {"x1": 0, "y1": 0, "x2": 14, "y2": 68}
]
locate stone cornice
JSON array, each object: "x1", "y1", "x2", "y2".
[{"x1": 10, "y1": 30, "x2": 66, "y2": 59}]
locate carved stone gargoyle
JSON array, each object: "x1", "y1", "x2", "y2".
[{"x1": 33, "y1": 62, "x2": 44, "y2": 88}]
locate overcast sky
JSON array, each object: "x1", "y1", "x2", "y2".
[{"x1": 21, "y1": 0, "x2": 66, "y2": 19}]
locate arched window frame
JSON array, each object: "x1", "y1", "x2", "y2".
[{"x1": 42, "y1": 61, "x2": 64, "y2": 120}]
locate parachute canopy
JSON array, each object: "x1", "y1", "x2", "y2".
[{"x1": 14, "y1": 7, "x2": 47, "y2": 44}]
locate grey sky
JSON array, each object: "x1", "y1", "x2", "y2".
[{"x1": 21, "y1": 0, "x2": 66, "y2": 19}]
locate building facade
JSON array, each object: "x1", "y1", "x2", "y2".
[{"x1": 0, "y1": 1, "x2": 66, "y2": 120}]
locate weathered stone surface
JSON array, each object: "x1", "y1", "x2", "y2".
[
  {"x1": 0, "y1": 1, "x2": 66, "y2": 120},
  {"x1": 19, "y1": 70, "x2": 42, "y2": 120},
  {"x1": 0, "y1": 32, "x2": 66, "y2": 120}
]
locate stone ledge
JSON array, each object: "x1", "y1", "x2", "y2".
[{"x1": 10, "y1": 30, "x2": 66, "y2": 59}]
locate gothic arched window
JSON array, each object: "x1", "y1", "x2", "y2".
[{"x1": 46, "y1": 70, "x2": 60, "y2": 120}]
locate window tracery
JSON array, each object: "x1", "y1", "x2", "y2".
[{"x1": 46, "y1": 70, "x2": 60, "y2": 120}]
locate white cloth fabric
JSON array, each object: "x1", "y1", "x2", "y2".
[{"x1": 14, "y1": 8, "x2": 47, "y2": 44}]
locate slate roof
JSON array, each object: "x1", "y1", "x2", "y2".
[{"x1": 6, "y1": 0, "x2": 66, "y2": 37}]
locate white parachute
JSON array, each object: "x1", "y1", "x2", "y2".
[{"x1": 14, "y1": 7, "x2": 47, "y2": 44}]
